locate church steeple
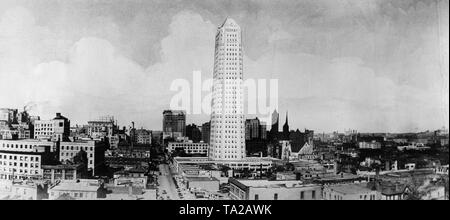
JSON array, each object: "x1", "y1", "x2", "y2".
[
  {"x1": 282, "y1": 111, "x2": 290, "y2": 140},
  {"x1": 285, "y1": 111, "x2": 289, "y2": 127}
]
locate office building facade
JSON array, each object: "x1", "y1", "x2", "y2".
[{"x1": 209, "y1": 18, "x2": 245, "y2": 160}]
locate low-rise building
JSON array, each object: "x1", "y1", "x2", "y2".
[
  {"x1": 358, "y1": 141, "x2": 381, "y2": 149},
  {"x1": 42, "y1": 164, "x2": 87, "y2": 183},
  {"x1": 48, "y1": 179, "x2": 103, "y2": 200},
  {"x1": 173, "y1": 157, "x2": 273, "y2": 175},
  {"x1": 103, "y1": 186, "x2": 156, "y2": 200},
  {"x1": 135, "y1": 129, "x2": 152, "y2": 145},
  {"x1": 59, "y1": 140, "x2": 106, "y2": 176},
  {"x1": 420, "y1": 185, "x2": 446, "y2": 200},
  {"x1": 435, "y1": 165, "x2": 449, "y2": 175},
  {"x1": 168, "y1": 142, "x2": 209, "y2": 156},
  {"x1": 34, "y1": 113, "x2": 70, "y2": 141},
  {"x1": 87, "y1": 116, "x2": 115, "y2": 139},
  {"x1": 0, "y1": 180, "x2": 47, "y2": 200},
  {"x1": 113, "y1": 168, "x2": 148, "y2": 188},
  {"x1": 186, "y1": 177, "x2": 220, "y2": 192},
  {"x1": 0, "y1": 139, "x2": 56, "y2": 181},
  {"x1": 368, "y1": 180, "x2": 409, "y2": 200},
  {"x1": 229, "y1": 178, "x2": 322, "y2": 200},
  {"x1": 397, "y1": 143, "x2": 431, "y2": 151},
  {"x1": 323, "y1": 183, "x2": 379, "y2": 200}
]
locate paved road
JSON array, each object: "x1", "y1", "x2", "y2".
[{"x1": 158, "y1": 164, "x2": 180, "y2": 200}]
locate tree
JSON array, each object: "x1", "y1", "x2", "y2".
[
  {"x1": 242, "y1": 169, "x2": 252, "y2": 178},
  {"x1": 219, "y1": 165, "x2": 231, "y2": 177},
  {"x1": 274, "y1": 165, "x2": 286, "y2": 172},
  {"x1": 405, "y1": 174, "x2": 426, "y2": 200},
  {"x1": 286, "y1": 163, "x2": 295, "y2": 171}
]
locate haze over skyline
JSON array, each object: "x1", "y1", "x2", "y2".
[{"x1": 0, "y1": 0, "x2": 448, "y2": 133}]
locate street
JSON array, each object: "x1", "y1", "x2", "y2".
[{"x1": 158, "y1": 164, "x2": 180, "y2": 200}]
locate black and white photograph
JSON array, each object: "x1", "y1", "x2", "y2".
[{"x1": 0, "y1": 0, "x2": 448, "y2": 205}]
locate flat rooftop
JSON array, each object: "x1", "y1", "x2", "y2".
[
  {"x1": 186, "y1": 177, "x2": 219, "y2": 182},
  {"x1": 0, "y1": 139, "x2": 53, "y2": 143},
  {"x1": 326, "y1": 183, "x2": 372, "y2": 195},
  {"x1": 174, "y1": 157, "x2": 274, "y2": 163},
  {"x1": 232, "y1": 179, "x2": 317, "y2": 189},
  {"x1": 50, "y1": 180, "x2": 99, "y2": 192}
]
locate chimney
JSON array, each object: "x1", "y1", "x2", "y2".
[{"x1": 56, "y1": 113, "x2": 61, "y2": 117}]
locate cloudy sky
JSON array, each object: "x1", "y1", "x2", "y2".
[{"x1": 0, "y1": 0, "x2": 448, "y2": 133}]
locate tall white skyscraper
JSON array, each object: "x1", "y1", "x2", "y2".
[{"x1": 209, "y1": 18, "x2": 245, "y2": 160}]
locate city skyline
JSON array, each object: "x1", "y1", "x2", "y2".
[
  {"x1": 0, "y1": 0, "x2": 448, "y2": 203},
  {"x1": 0, "y1": 0, "x2": 448, "y2": 133}
]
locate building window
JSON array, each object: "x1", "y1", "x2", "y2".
[
  {"x1": 312, "y1": 191, "x2": 316, "y2": 199},
  {"x1": 274, "y1": 193, "x2": 278, "y2": 200},
  {"x1": 254, "y1": 194, "x2": 259, "y2": 200},
  {"x1": 300, "y1": 191, "x2": 304, "y2": 200}
]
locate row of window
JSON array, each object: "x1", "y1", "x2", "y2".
[
  {"x1": 1, "y1": 143, "x2": 46, "y2": 150},
  {"x1": 61, "y1": 152, "x2": 93, "y2": 158},
  {"x1": 61, "y1": 146, "x2": 94, "y2": 152},
  {"x1": 0, "y1": 161, "x2": 40, "y2": 168},
  {"x1": 0, "y1": 154, "x2": 40, "y2": 162}
]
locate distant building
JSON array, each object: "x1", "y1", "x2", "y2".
[
  {"x1": 229, "y1": 178, "x2": 322, "y2": 200},
  {"x1": 105, "y1": 146, "x2": 151, "y2": 168},
  {"x1": 323, "y1": 183, "x2": 379, "y2": 200},
  {"x1": 173, "y1": 157, "x2": 273, "y2": 174},
  {"x1": 0, "y1": 129, "x2": 19, "y2": 140},
  {"x1": 59, "y1": 140, "x2": 106, "y2": 176},
  {"x1": 435, "y1": 165, "x2": 449, "y2": 175},
  {"x1": 368, "y1": 180, "x2": 409, "y2": 200},
  {"x1": 135, "y1": 129, "x2": 152, "y2": 145},
  {"x1": 440, "y1": 138, "x2": 449, "y2": 146},
  {"x1": 0, "y1": 180, "x2": 47, "y2": 200},
  {"x1": 0, "y1": 108, "x2": 18, "y2": 126},
  {"x1": 103, "y1": 186, "x2": 156, "y2": 200},
  {"x1": 0, "y1": 108, "x2": 35, "y2": 140},
  {"x1": 34, "y1": 113, "x2": 70, "y2": 141},
  {"x1": 186, "y1": 124, "x2": 202, "y2": 143},
  {"x1": 358, "y1": 141, "x2": 382, "y2": 149},
  {"x1": 151, "y1": 131, "x2": 163, "y2": 145},
  {"x1": 0, "y1": 139, "x2": 56, "y2": 181},
  {"x1": 42, "y1": 164, "x2": 87, "y2": 183},
  {"x1": 420, "y1": 185, "x2": 446, "y2": 200},
  {"x1": 280, "y1": 140, "x2": 292, "y2": 161},
  {"x1": 201, "y1": 122, "x2": 211, "y2": 144},
  {"x1": 289, "y1": 129, "x2": 314, "y2": 153},
  {"x1": 245, "y1": 118, "x2": 267, "y2": 140},
  {"x1": 87, "y1": 116, "x2": 116, "y2": 139},
  {"x1": 48, "y1": 179, "x2": 103, "y2": 200},
  {"x1": 113, "y1": 168, "x2": 147, "y2": 188},
  {"x1": 176, "y1": 163, "x2": 222, "y2": 180},
  {"x1": 269, "y1": 110, "x2": 279, "y2": 141},
  {"x1": 397, "y1": 143, "x2": 430, "y2": 151},
  {"x1": 168, "y1": 142, "x2": 209, "y2": 156},
  {"x1": 185, "y1": 177, "x2": 220, "y2": 192},
  {"x1": 163, "y1": 110, "x2": 186, "y2": 137}
]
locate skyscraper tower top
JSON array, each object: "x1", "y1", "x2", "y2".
[{"x1": 219, "y1": 18, "x2": 239, "y2": 28}]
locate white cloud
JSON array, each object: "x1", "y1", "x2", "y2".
[{"x1": 0, "y1": 4, "x2": 447, "y2": 132}]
